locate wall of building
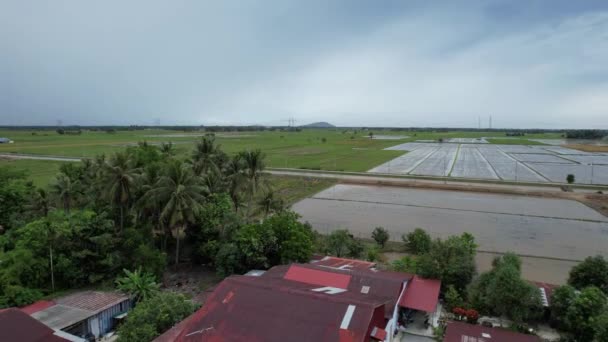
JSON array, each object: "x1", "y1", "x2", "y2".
[{"x1": 88, "y1": 299, "x2": 132, "y2": 338}]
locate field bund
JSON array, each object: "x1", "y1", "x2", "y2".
[{"x1": 370, "y1": 142, "x2": 608, "y2": 185}]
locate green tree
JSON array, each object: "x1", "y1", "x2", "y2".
[
  {"x1": 326, "y1": 229, "x2": 363, "y2": 258},
  {"x1": 417, "y1": 233, "x2": 477, "y2": 291},
  {"x1": 257, "y1": 190, "x2": 285, "y2": 217},
  {"x1": 225, "y1": 155, "x2": 246, "y2": 212},
  {"x1": 148, "y1": 160, "x2": 208, "y2": 265},
  {"x1": 402, "y1": 228, "x2": 431, "y2": 254},
  {"x1": 565, "y1": 286, "x2": 607, "y2": 341},
  {"x1": 28, "y1": 188, "x2": 53, "y2": 218},
  {"x1": 468, "y1": 253, "x2": 542, "y2": 323},
  {"x1": 239, "y1": 149, "x2": 266, "y2": 217},
  {"x1": 51, "y1": 173, "x2": 81, "y2": 214},
  {"x1": 550, "y1": 285, "x2": 577, "y2": 330},
  {"x1": 160, "y1": 142, "x2": 175, "y2": 156},
  {"x1": 116, "y1": 292, "x2": 197, "y2": 342},
  {"x1": 391, "y1": 256, "x2": 418, "y2": 273},
  {"x1": 595, "y1": 310, "x2": 608, "y2": 342},
  {"x1": 568, "y1": 255, "x2": 608, "y2": 294},
  {"x1": 372, "y1": 227, "x2": 389, "y2": 248},
  {"x1": 444, "y1": 285, "x2": 465, "y2": 312},
  {"x1": 0, "y1": 168, "x2": 33, "y2": 231},
  {"x1": 115, "y1": 268, "x2": 160, "y2": 303},
  {"x1": 566, "y1": 174, "x2": 575, "y2": 184},
  {"x1": 102, "y1": 152, "x2": 139, "y2": 231}
]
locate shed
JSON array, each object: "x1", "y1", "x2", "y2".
[
  {"x1": 31, "y1": 291, "x2": 131, "y2": 339},
  {"x1": 0, "y1": 137, "x2": 12, "y2": 144}
]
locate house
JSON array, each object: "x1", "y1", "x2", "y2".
[
  {"x1": 155, "y1": 258, "x2": 441, "y2": 342},
  {"x1": 0, "y1": 137, "x2": 13, "y2": 143},
  {"x1": 29, "y1": 291, "x2": 132, "y2": 340},
  {"x1": 444, "y1": 321, "x2": 541, "y2": 342},
  {"x1": 0, "y1": 308, "x2": 84, "y2": 342}
]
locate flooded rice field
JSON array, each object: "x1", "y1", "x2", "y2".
[
  {"x1": 370, "y1": 142, "x2": 608, "y2": 184},
  {"x1": 293, "y1": 184, "x2": 608, "y2": 263}
]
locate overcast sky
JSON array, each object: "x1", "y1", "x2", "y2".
[{"x1": 1, "y1": 1, "x2": 607, "y2": 128}]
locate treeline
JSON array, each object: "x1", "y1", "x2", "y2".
[
  {"x1": 565, "y1": 129, "x2": 608, "y2": 139},
  {"x1": 0, "y1": 137, "x2": 315, "y2": 308}
]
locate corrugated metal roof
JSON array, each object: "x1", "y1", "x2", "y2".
[
  {"x1": 284, "y1": 265, "x2": 352, "y2": 288},
  {"x1": 31, "y1": 304, "x2": 92, "y2": 330},
  {"x1": 444, "y1": 321, "x2": 541, "y2": 342},
  {"x1": 20, "y1": 300, "x2": 56, "y2": 315},
  {"x1": 56, "y1": 291, "x2": 129, "y2": 314},
  {"x1": 172, "y1": 275, "x2": 383, "y2": 342},
  {"x1": 266, "y1": 264, "x2": 411, "y2": 318},
  {"x1": 311, "y1": 256, "x2": 376, "y2": 271},
  {"x1": 398, "y1": 276, "x2": 441, "y2": 312},
  {"x1": 0, "y1": 308, "x2": 70, "y2": 342}
]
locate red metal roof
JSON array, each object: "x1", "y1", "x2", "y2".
[
  {"x1": 0, "y1": 308, "x2": 69, "y2": 342},
  {"x1": 312, "y1": 256, "x2": 376, "y2": 270},
  {"x1": 171, "y1": 275, "x2": 383, "y2": 342},
  {"x1": 398, "y1": 276, "x2": 441, "y2": 312},
  {"x1": 444, "y1": 321, "x2": 541, "y2": 342},
  {"x1": 20, "y1": 300, "x2": 56, "y2": 315},
  {"x1": 266, "y1": 263, "x2": 412, "y2": 319},
  {"x1": 370, "y1": 327, "x2": 387, "y2": 340},
  {"x1": 284, "y1": 264, "x2": 352, "y2": 289}
]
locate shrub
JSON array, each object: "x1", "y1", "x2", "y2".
[
  {"x1": 566, "y1": 174, "x2": 575, "y2": 184},
  {"x1": 402, "y1": 228, "x2": 431, "y2": 254},
  {"x1": 117, "y1": 292, "x2": 197, "y2": 342},
  {"x1": 371, "y1": 227, "x2": 389, "y2": 248},
  {"x1": 390, "y1": 256, "x2": 418, "y2": 273}
]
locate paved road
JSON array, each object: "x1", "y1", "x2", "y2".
[{"x1": 0, "y1": 153, "x2": 82, "y2": 162}]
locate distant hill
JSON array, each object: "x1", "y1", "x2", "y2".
[{"x1": 300, "y1": 121, "x2": 336, "y2": 128}]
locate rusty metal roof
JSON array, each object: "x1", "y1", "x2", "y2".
[
  {"x1": 444, "y1": 321, "x2": 541, "y2": 342},
  {"x1": 56, "y1": 291, "x2": 129, "y2": 314},
  {"x1": 0, "y1": 308, "x2": 70, "y2": 342},
  {"x1": 173, "y1": 275, "x2": 384, "y2": 342}
]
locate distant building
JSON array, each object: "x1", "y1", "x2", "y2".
[
  {"x1": 155, "y1": 257, "x2": 441, "y2": 342},
  {"x1": 0, "y1": 308, "x2": 83, "y2": 342},
  {"x1": 28, "y1": 291, "x2": 132, "y2": 340},
  {"x1": 444, "y1": 321, "x2": 541, "y2": 342},
  {"x1": 0, "y1": 137, "x2": 13, "y2": 143}
]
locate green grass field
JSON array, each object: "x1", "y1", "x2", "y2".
[{"x1": 0, "y1": 128, "x2": 562, "y2": 187}]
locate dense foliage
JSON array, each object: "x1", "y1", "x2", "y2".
[
  {"x1": 402, "y1": 228, "x2": 432, "y2": 254},
  {"x1": 371, "y1": 227, "x2": 389, "y2": 248},
  {"x1": 568, "y1": 255, "x2": 608, "y2": 294},
  {"x1": 468, "y1": 253, "x2": 542, "y2": 323},
  {"x1": 0, "y1": 136, "x2": 314, "y2": 308},
  {"x1": 116, "y1": 292, "x2": 197, "y2": 342},
  {"x1": 416, "y1": 233, "x2": 477, "y2": 292}
]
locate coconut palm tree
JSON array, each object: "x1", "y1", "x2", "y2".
[
  {"x1": 239, "y1": 149, "x2": 267, "y2": 217},
  {"x1": 257, "y1": 190, "x2": 285, "y2": 217},
  {"x1": 225, "y1": 155, "x2": 246, "y2": 212},
  {"x1": 51, "y1": 173, "x2": 81, "y2": 214},
  {"x1": 102, "y1": 152, "x2": 140, "y2": 232},
  {"x1": 29, "y1": 188, "x2": 53, "y2": 217},
  {"x1": 191, "y1": 136, "x2": 220, "y2": 175},
  {"x1": 160, "y1": 142, "x2": 175, "y2": 156},
  {"x1": 147, "y1": 160, "x2": 208, "y2": 265}
]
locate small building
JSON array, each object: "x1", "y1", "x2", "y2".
[
  {"x1": 0, "y1": 137, "x2": 13, "y2": 143},
  {"x1": 155, "y1": 258, "x2": 441, "y2": 342},
  {"x1": 0, "y1": 308, "x2": 84, "y2": 342},
  {"x1": 29, "y1": 291, "x2": 132, "y2": 340},
  {"x1": 444, "y1": 321, "x2": 541, "y2": 342}
]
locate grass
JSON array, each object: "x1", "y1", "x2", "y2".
[
  {"x1": 0, "y1": 158, "x2": 75, "y2": 187},
  {"x1": 268, "y1": 175, "x2": 336, "y2": 206}
]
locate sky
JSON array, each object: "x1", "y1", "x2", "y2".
[{"x1": 1, "y1": 0, "x2": 607, "y2": 128}]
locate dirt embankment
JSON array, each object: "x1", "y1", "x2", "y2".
[
  {"x1": 337, "y1": 178, "x2": 608, "y2": 218},
  {"x1": 564, "y1": 144, "x2": 608, "y2": 153}
]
